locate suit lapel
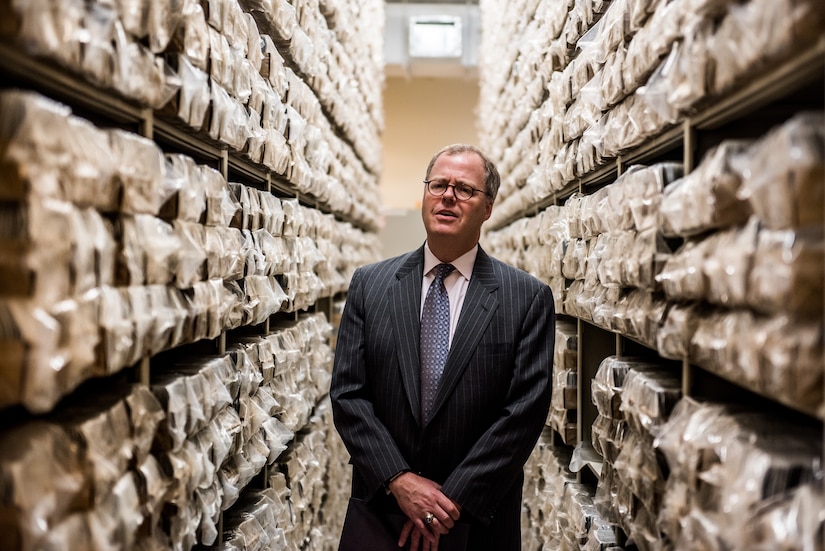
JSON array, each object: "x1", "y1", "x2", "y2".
[
  {"x1": 429, "y1": 249, "x2": 500, "y2": 424},
  {"x1": 389, "y1": 247, "x2": 426, "y2": 425}
]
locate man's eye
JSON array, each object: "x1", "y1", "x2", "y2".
[
  {"x1": 432, "y1": 181, "x2": 448, "y2": 191},
  {"x1": 456, "y1": 184, "x2": 473, "y2": 195}
]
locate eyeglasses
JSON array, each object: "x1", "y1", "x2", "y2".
[{"x1": 424, "y1": 179, "x2": 491, "y2": 201}]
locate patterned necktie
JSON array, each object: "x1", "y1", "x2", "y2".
[{"x1": 420, "y1": 263, "x2": 455, "y2": 423}]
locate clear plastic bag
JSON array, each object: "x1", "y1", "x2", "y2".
[
  {"x1": 619, "y1": 365, "x2": 682, "y2": 436},
  {"x1": 12, "y1": 0, "x2": 84, "y2": 67},
  {"x1": 656, "y1": 238, "x2": 709, "y2": 302},
  {"x1": 173, "y1": 54, "x2": 210, "y2": 130},
  {"x1": 748, "y1": 226, "x2": 824, "y2": 317},
  {"x1": 659, "y1": 140, "x2": 752, "y2": 237},
  {"x1": 109, "y1": 130, "x2": 166, "y2": 216},
  {"x1": 735, "y1": 111, "x2": 824, "y2": 230}
]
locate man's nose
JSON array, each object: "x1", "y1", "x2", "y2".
[{"x1": 441, "y1": 184, "x2": 458, "y2": 200}]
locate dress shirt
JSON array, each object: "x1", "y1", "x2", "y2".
[{"x1": 421, "y1": 242, "x2": 478, "y2": 347}]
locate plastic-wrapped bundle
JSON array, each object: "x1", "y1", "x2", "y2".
[
  {"x1": 166, "y1": 54, "x2": 211, "y2": 129},
  {"x1": 199, "y1": 164, "x2": 239, "y2": 227},
  {"x1": 702, "y1": 218, "x2": 759, "y2": 308},
  {"x1": 735, "y1": 111, "x2": 824, "y2": 230},
  {"x1": 112, "y1": 22, "x2": 179, "y2": 110},
  {"x1": 618, "y1": 365, "x2": 681, "y2": 437},
  {"x1": 641, "y1": 17, "x2": 714, "y2": 122},
  {"x1": 613, "y1": 429, "x2": 667, "y2": 514},
  {"x1": 554, "y1": 320, "x2": 578, "y2": 372},
  {"x1": 207, "y1": 80, "x2": 251, "y2": 152},
  {"x1": 617, "y1": 288, "x2": 667, "y2": 347},
  {"x1": 523, "y1": 432, "x2": 575, "y2": 548},
  {"x1": 659, "y1": 140, "x2": 753, "y2": 238},
  {"x1": 562, "y1": 238, "x2": 588, "y2": 281},
  {"x1": 5, "y1": 201, "x2": 114, "y2": 304},
  {"x1": 655, "y1": 398, "x2": 824, "y2": 551},
  {"x1": 150, "y1": 355, "x2": 238, "y2": 452},
  {"x1": 240, "y1": 275, "x2": 288, "y2": 325},
  {"x1": 203, "y1": 225, "x2": 245, "y2": 281},
  {"x1": 4, "y1": 0, "x2": 84, "y2": 68},
  {"x1": 745, "y1": 483, "x2": 824, "y2": 551},
  {"x1": 656, "y1": 302, "x2": 703, "y2": 360},
  {"x1": 660, "y1": 216, "x2": 759, "y2": 309},
  {"x1": 259, "y1": 34, "x2": 288, "y2": 97},
  {"x1": 755, "y1": 314, "x2": 823, "y2": 412},
  {"x1": 748, "y1": 226, "x2": 823, "y2": 317},
  {"x1": 564, "y1": 193, "x2": 586, "y2": 239},
  {"x1": 166, "y1": 0, "x2": 210, "y2": 71},
  {"x1": 118, "y1": 214, "x2": 181, "y2": 286},
  {"x1": 655, "y1": 237, "x2": 709, "y2": 302},
  {"x1": 0, "y1": 384, "x2": 162, "y2": 549},
  {"x1": 618, "y1": 163, "x2": 682, "y2": 233},
  {"x1": 622, "y1": 0, "x2": 684, "y2": 93},
  {"x1": 48, "y1": 390, "x2": 135, "y2": 507},
  {"x1": 552, "y1": 369, "x2": 578, "y2": 412},
  {"x1": 592, "y1": 356, "x2": 637, "y2": 419},
  {"x1": 591, "y1": 414, "x2": 627, "y2": 465},
  {"x1": 557, "y1": 482, "x2": 598, "y2": 550},
  {"x1": 0, "y1": 91, "x2": 120, "y2": 210},
  {"x1": 711, "y1": 0, "x2": 825, "y2": 95},
  {"x1": 172, "y1": 221, "x2": 207, "y2": 287},
  {"x1": 223, "y1": 489, "x2": 288, "y2": 551},
  {"x1": 594, "y1": 461, "x2": 625, "y2": 528}
]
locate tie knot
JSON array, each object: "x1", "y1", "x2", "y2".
[{"x1": 432, "y1": 263, "x2": 455, "y2": 282}]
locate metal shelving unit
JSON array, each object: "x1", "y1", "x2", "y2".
[{"x1": 556, "y1": 39, "x2": 825, "y2": 483}]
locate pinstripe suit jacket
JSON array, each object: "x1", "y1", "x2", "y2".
[{"x1": 330, "y1": 244, "x2": 554, "y2": 533}]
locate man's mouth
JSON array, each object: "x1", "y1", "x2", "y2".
[{"x1": 435, "y1": 210, "x2": 457, "y2": 218}]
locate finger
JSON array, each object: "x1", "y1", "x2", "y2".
[
  {"x1": 398, "y1": 519, "x2": 413, "y2": 547},
  {"x1": 415, "y1": 523, "x2": 437, "y2": 546},
  {"x1": 412, "y1": 525, "x2": 427, "y2": 551},
  {"x1": 430, "y1": 516, "x2": 449, "y2": 535},
  {"x1": 433, "y1": 510, "x2": 454, "y2": 531}
]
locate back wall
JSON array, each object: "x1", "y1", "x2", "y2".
[{"x1": 379, "y1": 75, "x2": 479, "y2": 258}]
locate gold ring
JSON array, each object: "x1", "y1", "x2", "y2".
[{"x1": 424, "y1": 513, "x2": 435, "y2": 525}]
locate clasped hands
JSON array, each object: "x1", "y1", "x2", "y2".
[{"x1": 387, "y1": 472, "x2": 462, "y2": 551}]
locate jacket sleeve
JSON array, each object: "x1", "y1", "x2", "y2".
[
  {"x1": 440, "y1": 282, "x2": 555, "y2": 523},
  {"x1": 329, "y1": 267, "x2": 411, "y2": 498}
]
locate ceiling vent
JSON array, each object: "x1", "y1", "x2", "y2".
[
  {"x1": 408, "y1": 15, "x2": 463, "y2": 59},
  {"x1": 385, "y1": 3, "x2": 479, "y2": 79}
]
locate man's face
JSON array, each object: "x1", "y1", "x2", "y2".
[{"x1": 421, "y1": 151, "x2": 493, "y2": 248}]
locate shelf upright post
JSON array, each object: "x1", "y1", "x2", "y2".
[
  {"x1": 220, "y1": 149, "x2": 229, "y2": 181},
  {"x1": 681, "y1": 118, "x2": 696, "y2": 398},
  {"x1": 218, "y1": 332, "x2": 226, "y2": 356},
  {"x1": 140, "y1": 108, "x2": 154, "y2": 140},
  {"x1": 139, "y1": 356, "x2": 150, "y2": 387}
]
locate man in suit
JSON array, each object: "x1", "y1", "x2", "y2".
[{"x1": 330, "y1": 144, "x2": 555, "y2": 551}]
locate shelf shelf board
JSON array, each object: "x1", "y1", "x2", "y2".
[
  {"x1": 617, "y1": 124, "x2": 684, "y2": 169},
  {"x1": 688, "y1": 359, "x2": 825, "y2": 422},
  {"x1": 574, "y1": 315, "x2": 824, "y2": 422},
  {"x1": 0, "y1": 41, "x2": 143, "y2": 125}
]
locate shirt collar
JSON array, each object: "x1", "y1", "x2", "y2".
[{"x1": 423, "y1": 242, "x2": 477, "y2": 281}]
